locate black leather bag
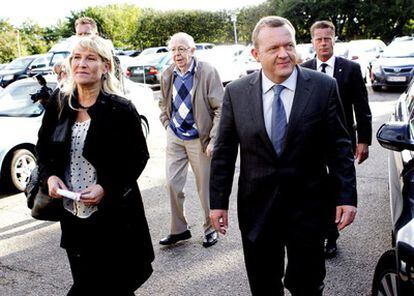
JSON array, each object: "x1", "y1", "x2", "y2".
[{"x1": 25, "y1": 166, "x2": 63, "y2": 221}]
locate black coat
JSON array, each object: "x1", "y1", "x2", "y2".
[
  {"x1": 210, "y1": 67, "x2": 357, "y2": 242},
  {"x1": 36, "y1": 90, "x2": 154, "y2": 271},
  {"x1": 301, "y1": 57, "x2": 372, "y2": 147}
]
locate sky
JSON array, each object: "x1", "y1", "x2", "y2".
[{"x1": 1, "y1": 0, "x2": 266, "y2": 27}]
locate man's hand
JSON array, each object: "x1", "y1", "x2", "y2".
[
  {"x1": 47, "y1": 176, "x2": 68, "y2": 198},
  {"x1": 336, "y1": 205, "x2": 357, "y2": 231},
  {"x1": 355, "y1": 143, "x2": 369, "y2": 164},
  {"x1": 210, "y1": 209, "x2": 228, "y2": 235},
  {"x1": 206, "y1": 143, "x2": 214, "y2": 157},
  {"x1": 80, "y1": 184, "x2": 105, "y2": 206}
]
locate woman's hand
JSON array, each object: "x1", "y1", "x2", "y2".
[
  {"x1": 80, "y1": 184, "x2": 105, "y2": 206},
  {"x1": 47, "y1": 176, "x2": 68, "y2": 198}
]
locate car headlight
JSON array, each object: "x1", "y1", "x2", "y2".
[
  {"x1": 2, "y1": 74, "x2": 14, "y2": 81},
  {"x1": 371, "y1": 64, "x2": 382, "y2": 74}
]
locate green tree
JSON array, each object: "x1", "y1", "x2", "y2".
[
  {"x1": 0, "y1": 19, "x2": 18, "y2": 62},
  {"x1": 19, "y1": 21, "x2": 49, "y2": 55}
]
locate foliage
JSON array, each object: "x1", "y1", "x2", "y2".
[
  {"x1": 0, "y1": 1, "x2": 413, "y2": 62},
  {"x1": 134, "y1": 9, "x2": 231, "y2": 49},
  {"x1": 267, "y1": 0, "x2": 414, "y2": 43}
]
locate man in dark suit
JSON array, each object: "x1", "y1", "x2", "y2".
[
  {"x1": 302, "y1": 20, "x2": 372, "y2": 258},
  {"x1": 209, "y1": 16, "x2": 357, "y2": 296}
]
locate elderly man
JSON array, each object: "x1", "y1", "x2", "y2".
[
  {"x1": 210, "y1": 16, "x2": 357, "y2": 295},
  {"x1": 159, "y1": 32, "x2": 223, "y2": 248}
]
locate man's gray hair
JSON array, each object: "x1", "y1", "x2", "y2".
[
  {"x1": 252, "y1": 16, "x2": 296, "y2": 48},
  {"x1": 167, "y1": 32, "x2": 196, "y2": 49}
]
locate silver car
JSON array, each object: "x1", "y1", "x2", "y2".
[
  {"x1": 0, "y1": 77, "x2": 153, "y2": 192},
  {"x1": 0, "y1": 76, "x2": 56, "y2": 191}
]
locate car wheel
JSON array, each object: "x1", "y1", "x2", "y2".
[
  {"x1": 372, "y1": 249, "x2": 399, "y2": 296},
  {"x1": 140, "y1": 116, "x2": 149, "y2": 138},
  {"x1": 10, "y1": 149, "x2": 37, "y2": 191},
  {"x1": 372, "y1": 85, "x2": 382, "y2": 92}
]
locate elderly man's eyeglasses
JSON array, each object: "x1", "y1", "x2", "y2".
[{"x1": 169, "y1": 47, "x2": 190, "y2": 54}]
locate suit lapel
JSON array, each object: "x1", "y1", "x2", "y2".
[
  {"x1": 284, "y1": 67, "x2": 313, "y2": 151},
  {"x1": 310, "y1": 59, "x2": 317, "y2": 70},
  {"x1": 249, "y1": 71, "x2": 277, "y2": 156},
  {"x1": 333, "y1": 57, "x2": 344, "y2": 83}
]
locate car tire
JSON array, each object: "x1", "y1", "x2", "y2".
[
  {"x1": 372, "y1": 85, "x2": 382, "y2": 92},
  {"x1": 10, "y1": 149, "x2": 37, "y2": 192},
  {"x1": 372, "y1": 249, "x2": 399, "y2": 296},
  {"x1": 141, "y1": 116, "x2": 149, "y2": 138}
]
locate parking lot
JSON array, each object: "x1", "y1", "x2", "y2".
[{"x1": 0, "y1": 87, "x2": 403, "y2": 295}]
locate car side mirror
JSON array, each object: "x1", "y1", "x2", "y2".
[{"x1": 377, "y1": 122, "x2": 414, "y2": 151}]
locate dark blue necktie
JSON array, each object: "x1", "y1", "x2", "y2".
[
  {"x1": 321, "y1": 63, "x2": 328, "y2": 73},
  {"x1": 271, "y1": 84, "x2": 287, "y2": 155}
]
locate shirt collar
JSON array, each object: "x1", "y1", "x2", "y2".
[
  {"x1": 262, "y1": 67, "x2": 298, "y2": 94},
  {"x1": 173, "y1": 58, "x2": 195, "y2": 77},
  {"x1": 316, "y1": 55, "x2": 335, "y2": 70}
]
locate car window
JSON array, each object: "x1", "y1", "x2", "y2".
[
  {"x1": 0, "y1": 82, "x2": 51, "y2": 117},
  {"x1": 383, "y1": 42, "x2": 414, "y2": 58},
  {"x1": 4, "y1": 57, "x2": 33, "y2": 70},
  {"x1": 50, "y1": 52, "x2": 69, "y2": 67}
]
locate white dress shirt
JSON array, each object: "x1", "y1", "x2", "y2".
[
  {"x1": 262, "y1": 68, "x2": 297, "y2": 139},
  {"x1": 316, "y1": 55, "x2": 335, "y2": 77}
]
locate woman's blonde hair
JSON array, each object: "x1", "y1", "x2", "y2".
[{"x1": 62, "y1": 35, "x2": 121, "y2": 99}]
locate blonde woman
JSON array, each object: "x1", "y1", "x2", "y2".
[{"x1": 36, "y1": 35, "x2": 153, "y2": 295}]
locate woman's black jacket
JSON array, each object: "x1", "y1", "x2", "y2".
[{"x1": 36, "y1": 90, "x2": 154, "y2": 264}]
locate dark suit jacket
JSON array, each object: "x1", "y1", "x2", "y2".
[
  {"x1": 210, "y1": 66, "x2": 357, "y2": 242},
  {"x1": 36, "y1": 91, "x2": 154, "y2": 276},
  {"x1": 301, "y1": 57, "x2": 372, "y2": 147}
]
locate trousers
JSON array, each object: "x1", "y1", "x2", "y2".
[{"x1": 165, "y1": 127, "x2": 213, "y2": 235}]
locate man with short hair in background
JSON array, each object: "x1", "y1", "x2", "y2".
[{"x1": 302, "y1": 20, "x2": 372, "y2": 258}]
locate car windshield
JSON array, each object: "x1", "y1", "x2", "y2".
[
  {"x1": 0, "y1": 82, "x2": 48, "y2": 117},
  {"x1": 382, "y1": 42, "x2": 414, "y2": 58},
  {"x1": 4, "y1": 57, "x2": 33, "y2": 70}
]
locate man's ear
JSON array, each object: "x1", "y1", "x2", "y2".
[{"x1": 251, "y1": 47, "x2": 260, "y2": 62}]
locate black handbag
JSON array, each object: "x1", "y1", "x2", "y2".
[{"x1": 25, "y1": 166, "x2": 63, "y2": 221}]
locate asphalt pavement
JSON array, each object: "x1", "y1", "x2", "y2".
[{"x1": 0, "y1": 86, "x2": 402, "y2": 295}]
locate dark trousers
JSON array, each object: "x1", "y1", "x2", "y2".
[
  {"x1": 241, "y1": 216, "x2": 326, "y2": 296},
  {"x1": 66, "y1": 249, "x2": 152, "y2": 296}
]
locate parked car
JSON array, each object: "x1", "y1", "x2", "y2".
[
  {"x1": 139, "y1": 46, "x2": 168, "y2": 56},
  {"x1": 0, "y1": 55, "x2": 42, "y2": 88},
  {"x1": 29, "y1": 51, "x2": 70, "y2": 76},
  {"x1": 0, "y1": 76, "x2": 57, "y2": 191},
  {"x1": 348, "y1": 39, "x2": 386, "y2": 81},
  {"x1": 0, "y1": 63, "x2": 7, "y2": 70},
  {"x1": 296, "y1": 43, "x2": 315, "y2": 63},
  {"x1": 126, "y1": 52, "x2": 170, "y2": 86},
  {"x1": 116, "y1": 55, "x2": 140, "y2": 77},
  {"x1": 27, "y1": 53, "x2": 52, "y2": 76},
  {"x1": 234, "y1": 45, "x2": 261, "y2": 76},
  {"x1": 334, "y1": 42, "x2": 349, "y2": 58},
  {"x1": 195, "y1": 43, "x2": 215, "y2": 50},
  {"x1": 374, "y1": 80, "x2": 414, "y2": 295},
  {"x1": 0, "y1": 76, "x2": 153, "y2": 192},
  {"x1": 371, "y1": 40, "x2": 414, "y2": 91},
  {"x1": 196, "y1": 44, "x2": 246, "y2": 85}
]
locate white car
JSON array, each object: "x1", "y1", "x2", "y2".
[
  {"x1": 196, "y1": 44, "x2": 246, "y2": 85},
  {"x1": 0, "y1": 76, "x2": 153, "y2": 191},
  {"x1": 347, "y1": 39, "x2": 386, "y2": 81}
]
